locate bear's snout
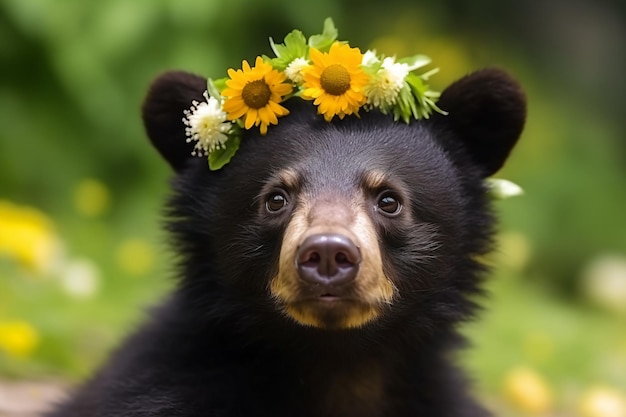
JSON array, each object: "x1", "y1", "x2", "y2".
[
  {"x1": 296, "y1": 233, "x2": 361, "y2": 289},
  {"x1": 269, "y1": 182, "x2": 397, "y2": 329}
]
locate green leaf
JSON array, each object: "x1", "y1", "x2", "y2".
[
  {"x1": 208, "y1": 135, "x2": 241, "y2": 171},
  {"x1": 206, "y1": 77, "x2": 226, "y2": 99},
  {"x1": 406, "y1": 73, "x2": 427, "y2": 96},
  {"x1": 393, "y1": 84, "x2": 417, "y2": 124},
  {"x1": 308, "y1": 17, "x2": 338, "y2": 52},
  {"x1": 268, "y1": 30, "x2": 308, "y2": 71},
  {"x1": 404, "y1": 73, "x2": 447, "y2": 119},
  {"x1": 420, "y1": 67, "x2": 440, "y2": 80}
]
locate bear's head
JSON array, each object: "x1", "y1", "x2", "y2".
[{"x1": 142, "y1": 68, "x2": 525, "y2": 337}]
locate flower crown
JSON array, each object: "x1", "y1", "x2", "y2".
[{"x1": 183, "y1": 18, "x2": 446, "y2": 170}]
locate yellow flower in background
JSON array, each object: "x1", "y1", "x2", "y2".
[
  {"x1": 301, "y1": 42, "x2": 368, "y2": 121},
  {"x1": 115, "y1": 238, "x2": 155, "y2": 277},
  {"x1": 497, "y1": 231, "x2": 532, "y2": 271},
  {"x1": 0, "y1": 320, "x2": 39, "y2": 358},
  {"x1": 579, "y1": 386, "x2": 626, "y2": 417},
  {"x1": 222, "y1": 56, "x2": 292, "y2": 135},
  {"x1": 0, "y1": 200, "x2": 62, "y2": 274},
  {"x1": 503, "y1": 366, "x2": 553, "y2": 414},
  {"x1": 73, "y1": 178, "x2": 111, "y2": 218}
]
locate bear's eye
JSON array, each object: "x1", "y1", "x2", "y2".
[
  {"x1": 266, "y1": 192, "x2": 289, "y2": 213},
  {"x1": 376, "y1": 192, "x2": 402, "y2": 216}
]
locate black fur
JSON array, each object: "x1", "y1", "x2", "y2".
[{"x1": 48, "y1": 69, "x2": 526, "y2": 417}]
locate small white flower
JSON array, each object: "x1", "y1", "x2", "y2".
[
  {"x1": 59, "y1": 258, "x2": 100, "y2": 299},
  {"x1": 363, "y1": 57, "x2": 409, "y2": 108},
  {"x1": 381, "y1": 58, "x2": 409, "y2": 89},
  {"x1": 182, "y1": 91, "x2": 232, "y2": 156},
  {"x1": 361, "y1": 50, "x2": 380, "y2": 66},
  {"x1": 582, "y1": 254, "x2": 626, "y2": 314},
  {"x1": 486, "y1": 178, "x2": 524, "y2": 199},
  {"x1": 284, "y1": 57, "x2": 309, "y2": 84}
]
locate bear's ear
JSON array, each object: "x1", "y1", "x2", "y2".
[
  {"x1": 433, "y1": 68, "x2": 526, "y2": 177},
  {"x1": 142, "y1": 71, "x2": 207, "y2": 171}
]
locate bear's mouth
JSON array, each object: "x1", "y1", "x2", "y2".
[
  {"x1": 300, "y1": 284, "x2": 355, "y2": 302},
  {"x1": 317, "y1": 293, "x2": 345, "y2": 303},
  {"x1": 297, "y1": 289, "x2": 362, "y2": 308},
  {"x1": 319, "y1": 293, "x2": 340, "y2": 301}
]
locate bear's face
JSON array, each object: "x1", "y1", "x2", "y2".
[
  {"x1": 143, "y1": 69, "x2": 525, "y2": 332},
  {"x1": 225, "y1": 111, "x2": 464, "y2": 329}
]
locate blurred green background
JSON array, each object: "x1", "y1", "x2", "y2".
[{"x1": 1, "y1": 0, "x2": 625, "y2": 415}]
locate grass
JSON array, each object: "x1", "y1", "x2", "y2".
[
  {"x1": 1, "y1": 196, "x2": 625, "y2": 415},
  {"x1": 462, "y1": 268, "x2": 626, "y2": 414}
]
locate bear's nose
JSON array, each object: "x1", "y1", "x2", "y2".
[{"x1": 296, "y1": 234, "x2": 361, "y2": 286}]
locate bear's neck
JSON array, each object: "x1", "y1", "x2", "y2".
[{"x1": 153, "y1": 294, "x2": 471, "y2": 416}]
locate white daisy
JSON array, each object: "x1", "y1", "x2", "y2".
[
  {"x1": 381, "y1": 58, "x2": 410, "y2": 90},
  {"x1": 363, "y1": 57, "x2": 410, "y2": 108},
  {"x1": 361, "y1": 50, "x2": 380, "y2": 67},
  {"x1": 182, "y1": 91, "x2": 232, "y2": 156},
  {"x1": 284, "y1": 57, "x2": 309, "y2": 84}
]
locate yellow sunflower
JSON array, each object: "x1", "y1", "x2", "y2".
[
  {"x1": 222, "y1": 56, "x2": 293, "y2": 135},
  {"x1": 301, "y1": 42, "x2": 368, "y2": 122}
]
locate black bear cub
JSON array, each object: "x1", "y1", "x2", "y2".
[{"x1": 49, "y1": 68, "x2": 525, "y2": 416}]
